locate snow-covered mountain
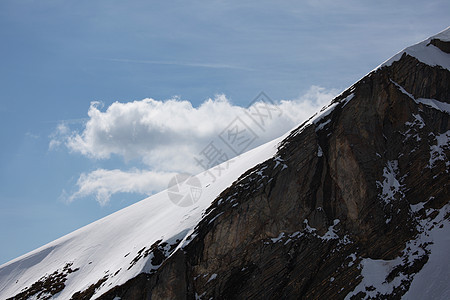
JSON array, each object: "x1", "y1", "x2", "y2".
[
  {"x1": 1, "y1": 27, "x2": 449, "y2": 300},
  {"x1": 0, "y1": 132, "x2": 289, "y2": 299}
]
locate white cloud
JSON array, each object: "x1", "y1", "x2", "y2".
[
  {"x1": 49, "y1": 123, "x2": 70, "y2": 150},
  {"x1": 52, "y1": 86, "x2": 339, "y2": 205},
  {"x1": 64, "y1": 169, "x2": 176, "y2": 206}
]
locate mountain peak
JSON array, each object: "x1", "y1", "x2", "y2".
[{"x1": 379, "y1": 26, "x2": 450, "y2": 72}]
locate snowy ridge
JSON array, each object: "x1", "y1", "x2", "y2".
[
  {"x1": 282, "y1": 28, "x2": 449, "y2": 139},
  {"x1": 378, "y1": 27, "x2": 450, "y2": 71}
]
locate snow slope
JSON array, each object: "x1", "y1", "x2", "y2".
[
  {"x1": 345, "y1": 203, "x2": 450, "y2": 300},
  {"x1": 403, "y1": 205, "x2": 450, "y2": 299},
  {"x1": 0, "y1": 133, "x2": 286, "y2": 299}
]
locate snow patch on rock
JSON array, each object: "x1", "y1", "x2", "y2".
[
  {"x1": 428, "y1": 130, "x2": 450, "y2": 169},
  {"x1": 376, "y1": 160, "x2": 404, "y2": 205},
  {"x1": 346, "y1": 204, "x2": 450, "y2": 300}
]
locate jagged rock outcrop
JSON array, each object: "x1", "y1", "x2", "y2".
[{"x1": 97, "y1": 37, "x2": 450, "y2": 299}]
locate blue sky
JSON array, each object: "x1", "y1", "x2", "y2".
[{"x1": 0, "y1": 0, "x2": 448, "y2": 264}]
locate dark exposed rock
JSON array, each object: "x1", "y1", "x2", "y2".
[
  {"x1": 96, "y1": 47, "x2": 450, "y2": 299},
  {"x1": 429, "y1": 38, "x2": 450, "y2": 54},
  {"x1": 127, "y1": 238, "x2": 181, "y2": 271},
  {"x1": 8, "y1": 263, "x2": 79, "y2": 300},
  {"x1": 70, "y1": 276, "x2": 109, "y2": 300}
]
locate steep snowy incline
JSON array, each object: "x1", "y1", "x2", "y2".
[{"x1": 0, "y1": 133, "x2": 287, "y2": 299}]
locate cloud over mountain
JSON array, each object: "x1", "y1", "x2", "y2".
[{"x1": 52, "y1": 86, "x2": 339, "y2": 204}]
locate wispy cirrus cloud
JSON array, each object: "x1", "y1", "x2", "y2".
[{"x1": 101, "y1": 58, "x2": 255, "y2": 71}]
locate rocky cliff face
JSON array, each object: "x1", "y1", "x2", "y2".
[{"x1": 96, "y1": 35, "x2": 450, "y2": 299}]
